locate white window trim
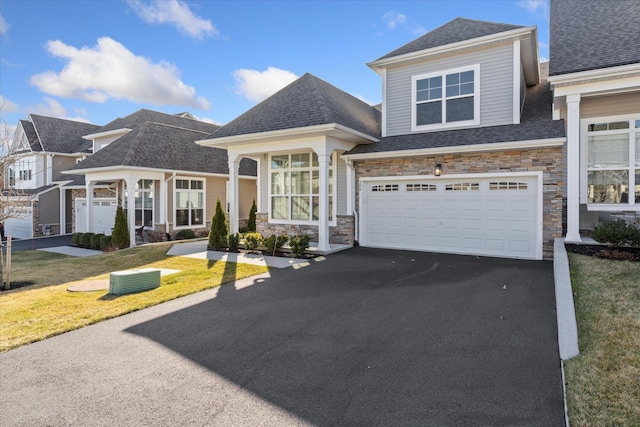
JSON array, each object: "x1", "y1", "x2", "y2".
[
  {"x1": 173, "y1": 176, "x2": 207, "y2": 229},
  {"x1": 267, "y1": 151, "x2": 337, "y2": 226},
  {"x1": 580, "y1": 113, "x2": 639, "y2": 211},
  {"x1": 411, "y1": 64, "x2": 481, "y2": 132}
]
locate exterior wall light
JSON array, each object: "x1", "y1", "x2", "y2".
[{"x1": 434, "y1": 163, "x2": 442, "y2": 176}]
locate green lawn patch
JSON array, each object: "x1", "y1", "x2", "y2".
[
  {"x1": 565, "y1": 253, "x2": 640, "y2": 426},
  {"x1": 0, "y1": 243, "x2": 268, "y2": 351}
]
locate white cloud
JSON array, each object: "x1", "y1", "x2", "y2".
[
  {"x1": 517, "y1": 0, "x2": 548, "y2": 13},
  {"x1": 383, "y1": 10, "x2": 407, "y2": 30},
  {"x1": 0, "y1": 95, "x2": 20, "y2": 113},
  {"x1": 128, "y1": 0, "x2": 218, "y2": 39},
  {"x1": 31, "y1": 98, "x2": 69, "y2": 118},
  {"x1": 30, "y1": 37, "x2": 211, "y2": 110},
  {"x1": 233, "y1": 67, "x2": 298, "y2": 103},
  {"x1": 0, "y1": 13, "x2": 9, "y2": 36}
]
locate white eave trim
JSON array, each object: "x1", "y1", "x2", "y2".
[
  {"x1": 367, "y1": 25, "x2": 537, "y2": 71},
  {"x1": 548, "y1": 63, "x2": 640, "y2": 86},
  {"x1": 342, "y1": 137, "x2": 565, "y2": 160},
  {"x1": 82, "y1": 128, "x2": 132, "y2": 140},
  {"x1": 196, "y1": 123, "x2": 379, "y2": 147},
  {"x1": 61, "y1": 165, "x2": 257, "y2": 179}
]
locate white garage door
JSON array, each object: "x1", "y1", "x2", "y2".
[
  {"x1": 4, "y1": 206, "x2": 33, "y2": 239},
  {"x1": 362, "y1": 175, "x2": 541, "y2": 260},
  {"x1": 75, "y1": 198, "x2": 117, "y2": 235}
]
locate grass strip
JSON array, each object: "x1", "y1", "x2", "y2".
[
  {"x1": 1, "y1": 244, "x2": 267, "y2": 351},
  {"x1": 565, "y1": 253, "x2": 640, "y2": 426}
]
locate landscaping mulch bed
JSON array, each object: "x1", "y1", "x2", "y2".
[{"x1": 565, "y1": 244, "x2": 640, "y2": 262}]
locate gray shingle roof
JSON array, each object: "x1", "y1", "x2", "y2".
[
  {"x1": 19, "y1": 120, "x2": 41, "y2": 151},
  {"x1": 376, "y1": 17, "x2": 523, "y2": 61},
  {"x1": 69, "y1": 122, "x2": 256, "y2": 176},
  {"x1": 346, "y1": 63, "x2": 564, "y2": 155},
  {"x1": 205, "y1": 73, "x2": 381, "y2": 140},
  {"x1": 27, "y1": 115, "x2": 101, "y2": 153},
  {"x1": 93, "y1": 109, "x2": 220, "y2": 135},
  {"x1": 550, "y1": 0, "x2": 640, "y2": 76}
]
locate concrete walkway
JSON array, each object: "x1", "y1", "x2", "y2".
[
  {"x1": 166, "y1": 241, "x2": 312, "y2": 269},
  {"x1": 39, "y1": 246, "x2": 103, "y2": 257}
]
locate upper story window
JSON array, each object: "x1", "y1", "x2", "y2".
[
  {"x1": 412, "y1": 65, "x2": 480, "y2": 131},
  {"x1": 269, "y1": 152, "x2": 335, "y2": 223},
  {"x1": 17, "y1": 160, "x2": 33, "y2": 181},
  {"x1": 584, "y1": 116, "x2": 640, "y2": 208}
]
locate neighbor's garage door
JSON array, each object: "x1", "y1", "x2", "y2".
[
  {"x1": 362, "y1": 175, "x2": 541, "y2": 259},
  {"x1": 4, "y1": 206, "x2": 33, "y2": 239},
  {"x1": 75, "y1": 198, "x2": 117, "y2": 235}
]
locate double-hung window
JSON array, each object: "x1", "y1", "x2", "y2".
[
  {"x1": 270, "y1": 152, "x2": 334, "y2": 222},
  {"x1": 175, "y1": 178, "x2": 205, "y2": 227},
  {"x1": 412, "y1": 65, "x2": 480, "y2": 131},
  {"x1": 125, "y1": 179, "x2": 154, "y2": 227},
  {"x1": 584, "y1": 116, "x2": 640, "y2": 208}
]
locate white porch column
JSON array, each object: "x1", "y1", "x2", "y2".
[
  {"x1": 314, "y1": 147, "x2": 332, "y2": 252},
  {"x1": 85, "y1": 181, "x2": 94, "y2": 233},
  {"x1": 126, "y1": 178, "x2": 136, "y2": 247},
  {"x1": 566, "y1": 94, "x2": 582, "y2": 242},
  {"x1": 59, "y1": 187, "x2": 66, "y2": 234},
  {"x1": 159, "y1": 176, "x2": 167, "y2": 226},
  {"x1": 228, "y1": 154, "x2": 241, "y2": 234}
]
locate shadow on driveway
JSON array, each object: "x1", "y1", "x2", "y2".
[{"x1": 126, "y1": 247, "x2": 565, "y2": 426}]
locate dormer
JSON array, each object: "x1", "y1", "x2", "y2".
[
  {"x1": 368, "y1": 18, "x2": 540, "y2": 137},
  {"x1": 83, "y1": 128, "x2": 132, "y2": 153}
]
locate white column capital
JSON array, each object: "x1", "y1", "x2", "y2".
[{"x1": 566, "y1": 93, "x2": 581, "y2": 104}]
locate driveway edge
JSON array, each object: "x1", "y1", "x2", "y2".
[{"x1": 553, "y1": 237, "x2": 579, "y2": 360}]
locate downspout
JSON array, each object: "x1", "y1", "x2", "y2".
[
  {"x1": 345, "y1": 159, "x2": 358, "y2": 244},
  {"x1": 165, "y1": 172, "x2": 176, "y2": 235}
]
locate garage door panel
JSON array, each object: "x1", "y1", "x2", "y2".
[{"x1": 364, "y1": 175, "x2": 540, "y2": 260}]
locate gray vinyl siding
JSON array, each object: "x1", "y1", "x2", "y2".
[
  {"x1": 53, "y1": 156, "x2": 76, "y2": 181},
  {"x1": 39, "y1": 188, "x2": 60, "y2": 224},
  {"x1": 385, "y1": 42, "x2": 514, "y2": 136}
]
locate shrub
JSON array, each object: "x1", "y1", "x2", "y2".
[
  {"x1": 147, "y1": 230, "x2": 166, "y2": 243},
  {"x1": 289, "y1": 234, "x2": 310, "y2": 257},
  {"x1": 176, "y1": 229, "x2": 196, "y2": 240},
  {"x1": 248, "y1": 199, "x2": 257, "y2": 232},
  {"x1": 239, "y1": 226, "x2": 249, "y2": 234},
  {"x1": 80, "y1": 233, "x2": 94, "y2": 248},
  {"x1": 112, "y1": 205, "x2": 130, "y2": 249},
  {"x1": 244, "y1": 232, "x2": 262, "y2": 251},
  {"x1": 591, "y1": 219, "x2": 640, "y2": 247},
  {"x1": 263, "y1": 234, "x2": 288, "y2": 254},
  {"x1": 208, "y1": 199, "x2": 228, "y2": 250},
  {"x1": 100, "y1": 235, "x2": 112, "y2": 251},
  {"x1": 71, "y1": 232, "x2": 83, "y2": 247},
  {"x1": 228, "y1": 233, "x2": 240, "y2": 252},
  {"x1": 91, "y1": 233, "x2": 105, "y2": 250}
]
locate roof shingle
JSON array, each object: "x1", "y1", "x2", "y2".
[
  {"x1": 549, "y1": 0, "x2": 640, "y2": 76},
  {"x1": 376, "y1": 17, "x2": 523, "y2": 61},
  {"x1": 69, "y1": 122, "x2": 256, "y2": 176},
  {"x1": 205, "y1": 73, "x2": 381, "y2": 140},
  {"x1": 28, "y1": 115, "x2": 101, "y2": 153}
]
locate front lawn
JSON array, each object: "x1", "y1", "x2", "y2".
[
  {"x1": 565, "y1": 253, "x2": 640, "y2": 426},
  {"x1": 0, "y1": 243, "x2": 268, "y2": 351}
]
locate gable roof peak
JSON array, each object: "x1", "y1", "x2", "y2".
[{"x1": 374, "y1": 16, "x2": 525, "y2": 63}]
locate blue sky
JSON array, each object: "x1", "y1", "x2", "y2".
[{"x1": 0, "y1": 0, "x2": 550, "y2": 131}]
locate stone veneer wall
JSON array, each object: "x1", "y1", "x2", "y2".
[
  {"x1": 354, "y1": 147, "x2": 564, "y2": 260},
  {"x1": 256, "y1": 213, "x2": 355, "y2": 245}
]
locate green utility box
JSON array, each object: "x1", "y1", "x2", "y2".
[{"x1": 109, "y1": 268, "x2": 161, "y2": 295}]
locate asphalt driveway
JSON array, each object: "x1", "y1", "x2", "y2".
[{"x1": 0, "y1": 247, "x2": 565, "y2": 426}]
